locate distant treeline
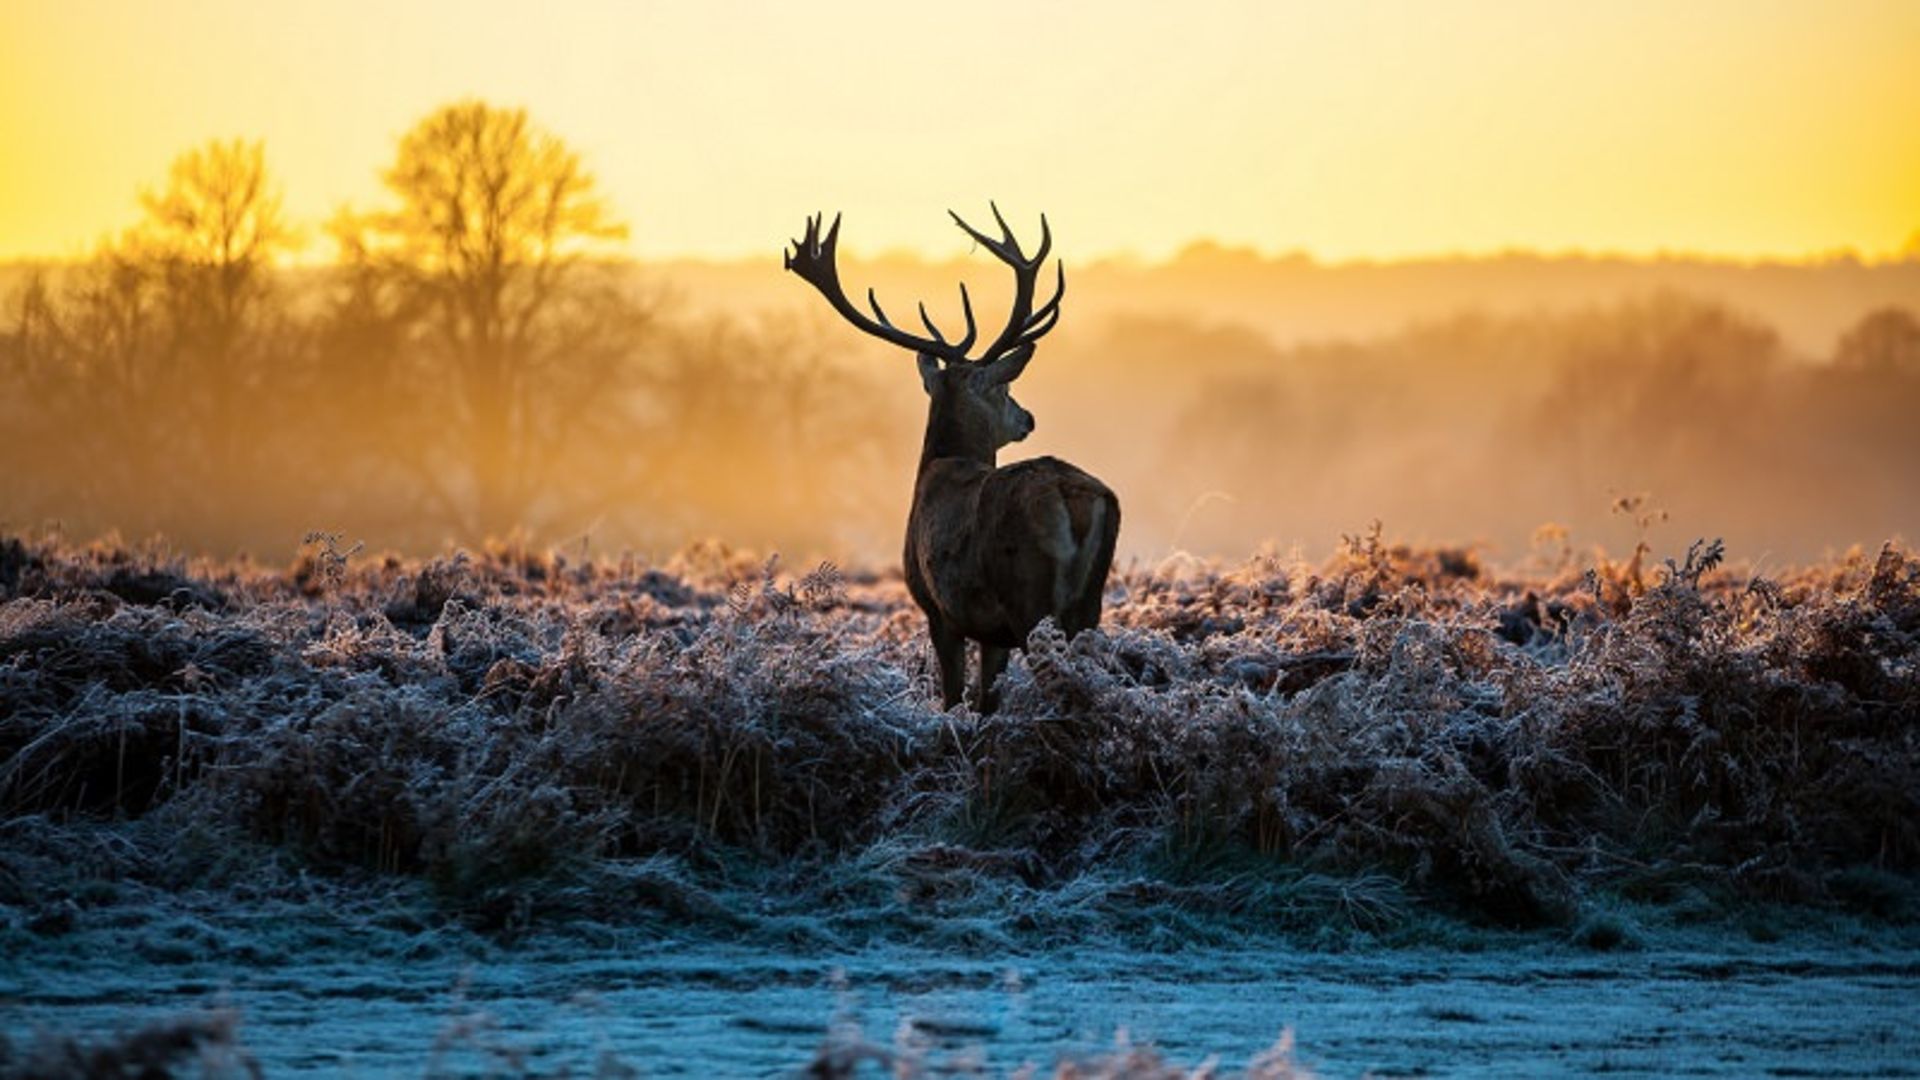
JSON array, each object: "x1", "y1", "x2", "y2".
[
  {"x1": 645, "y1": 243, "x2": 1920, "y2": 359},
  {"x1": 1064, "y1": 298, "x2": 1920, "y2": 561},
  {"x1": 1, "y1": 100, "x2": 1916, "y2": 563},
  {"x1": 0, "y1": 102, "x2": 908, "y2": 560}
]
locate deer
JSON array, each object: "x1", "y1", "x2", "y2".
[{"x1": 785, "y1": 206, "x2": 1120, "y2": 714}]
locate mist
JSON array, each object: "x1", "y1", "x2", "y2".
[
  {"x1": 2, "y1": 120, "x2": 1917, "y2": 570},
  {"x1": 4, "y1": 253, "x2": 1918, "y2": 566}
]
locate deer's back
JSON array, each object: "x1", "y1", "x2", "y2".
[{"x1": 908, "y1": 455, "x2": 1120, "y2": 648}]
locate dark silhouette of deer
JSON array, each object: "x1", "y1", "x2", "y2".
[{"x1": 786, "y1": 206, "x2": 1120, "y2": 713}]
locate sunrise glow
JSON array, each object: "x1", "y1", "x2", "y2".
[{"x1": 3, "y1": 0, "x2": 1917, "y2": 264}]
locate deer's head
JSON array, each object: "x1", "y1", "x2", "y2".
[{"x1": 785, "y1": 205, "x2": 1064, "y2": 450}]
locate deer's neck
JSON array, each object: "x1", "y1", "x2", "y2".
[{"x1": 917, "y1": 393, "x2": 997, "y2": 474}]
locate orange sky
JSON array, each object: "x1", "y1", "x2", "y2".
[{"x1": 2, "y1": 0, "x2": 1917, "y2": 263}]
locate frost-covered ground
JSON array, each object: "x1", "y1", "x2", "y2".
[
  {"x1": 2, "y1": 532, "x2": 1916, "y2": 1075},
  {"x1": 8, "y1": 914, "x2": 1920, "y2": 1076}
]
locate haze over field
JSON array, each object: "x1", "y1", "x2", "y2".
[{"x1": 5, "y1": 237, "x2": 1918, "y2": 565}]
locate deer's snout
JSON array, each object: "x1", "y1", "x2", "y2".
[{"x1": 1011, "y1": 406, "x2": 1035, "y2": 441}]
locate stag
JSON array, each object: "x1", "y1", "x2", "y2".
[{"x1": 786, "y1": 206, "x2": 1120, "y2": 713}]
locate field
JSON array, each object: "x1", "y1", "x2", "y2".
[
  {"x1": 6, "y1": 3, "x2": 1917, "y2": 1073},
  {"x1": 3, "y1": 530, "x2": 1918, "y2": 1075}
]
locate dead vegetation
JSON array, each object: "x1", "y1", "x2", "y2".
[
  {"x1": 1, "y1": 530, "x2": 1916, "y2": 938},
  {"x1": 0, "y1": 1002, "x2": 1308, "y2": 1080},
  {"x1": 0, "y1": 1008, "x2": 260, "y2": 1080}
]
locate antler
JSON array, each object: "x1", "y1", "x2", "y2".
[
  {"x1": 784, "y1": 207, "x2": 1065, "y2": 366},
  {"x1": 784, "y1": 212, "x2": 978, "y2": 364},
  {"x1": 948, "y1": 202, "x2": 1065, "y2": 363}
]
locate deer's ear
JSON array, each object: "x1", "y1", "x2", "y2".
[
  {"x1": 916, "y1": 352, "x2": 942, "y2": 394},
  {"x1": 983, "y1": 343, "x2": 1035, "y2": 385}
]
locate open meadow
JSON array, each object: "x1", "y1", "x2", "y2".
[{"x1": 2, "y1": 530, "x2": 1917, "y2": 1074}]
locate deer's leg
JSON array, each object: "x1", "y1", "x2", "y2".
[
  {"x1": 976, "y1": 645, "x2": 1010, "y2": 715},
  {"x1": 929, "y1": 621, "x2": 967, "y2": 709}
]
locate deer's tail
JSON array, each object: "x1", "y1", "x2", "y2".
[{"x1": 1062, "y1": 488, "x2": 1120, "y2": 633}]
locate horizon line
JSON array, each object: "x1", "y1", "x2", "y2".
[{"x1": 2, "y1": 237, "x2": 1917, "y2": 274}]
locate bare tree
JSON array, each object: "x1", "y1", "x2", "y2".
[
  {"x1": 331, "y1": 100, "x2": 635, "y2": 539},
  {"x1": 0, "y1": 140, "x2": 296, "y2": 545},
  {"x1": 140, "y1": 139, "x2": 290, "y2": 350},
  {"x1": 139, "y1": 139, "x2": 294, "y2": 478}
]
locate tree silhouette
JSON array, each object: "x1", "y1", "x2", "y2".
[
  {"x1": 139, "y1": 138, "x2": 294, "y2": 478},
  {"x1": 331, "y1": 100, "x2": 634, "y2": 538},
  {"x1": 0, "y1": 139, "x2": 297, "y2": 545},
  {"x1": 139, "y1": 138, "x2": 290, "y2": 346},
  {"x1": 1833, "y1": 307, "x2": 1920, "y2": 377}
]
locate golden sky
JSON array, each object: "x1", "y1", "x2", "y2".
[{"x1": 2, "y1": 0, "x2": 1916, "y2": 263}]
